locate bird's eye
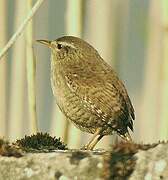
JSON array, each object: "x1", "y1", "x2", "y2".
[{"x1": 57, "y1": 43, "x2": 63, "y2": 49}]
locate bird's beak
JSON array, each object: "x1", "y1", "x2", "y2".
[{"x1": 36, "y1": 39, "x2": 52, "y2": 48}]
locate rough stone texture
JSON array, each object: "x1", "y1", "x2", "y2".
[
  {"x1": 0, "y1": 150, "x2": 105, "y2": 180},
  {"x1": 130, "y1": 144, "x2": 168, "y2": 180},
  {"x1": 0, "y1": 143, "x2": 168, "y2": 180}
]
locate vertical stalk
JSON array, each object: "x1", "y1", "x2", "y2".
[
  {"x1": 140, "y1": 1, "x2": 162, "y2": 142},
  {"x1": 26, "y1": 0, "x2": 38, "y2": 134},
  {"x1": 65, "y1": 0, "x2": 83, "y2": 148},
  {"x1": 66, "y1": 0, "x2": 83, "y2": 36},
  {"x1": 0, "y1": 0, "x2": 7, "y2": 136},
  {"x1": 160, "y1": 0, "x2": 168, "y2": 139},
  {"x1": 8, "y1": 1, "x2": 26, "y2": 140}
]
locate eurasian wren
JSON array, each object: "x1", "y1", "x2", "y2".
[{"x1": 37, "y1": 36, "x2": 135, "y2": 150}]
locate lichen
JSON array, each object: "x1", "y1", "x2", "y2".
[
  {"x1": 23, "y1": 168, "x2": 34, "y2": 178},
  {"x1": 154, "y1": 159, "x2": 167, "y2": 173},
  {"x1": 14, "y1": 132, "x2": 68, "y2": 153},
  {"x1": 144, "y1": 172, "x2": 152, "y2": 180}
]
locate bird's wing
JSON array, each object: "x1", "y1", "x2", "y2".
[
  {"x1": 64, "y1": 71, "x2": 133, "y2": 134},
  {"x1": 111, "y1": 72, "x2": 135, "y2": 121},
  {"x1": 98, "y1": 59, "x2": 135, "y2": 121}
]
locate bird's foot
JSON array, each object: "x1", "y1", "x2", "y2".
[{"x1": 80, "y1": 144, "x2": 93, "y2": 150}]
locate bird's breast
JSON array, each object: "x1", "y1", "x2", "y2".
[{"x1": 50, "y1": 64, "x2": 108, "y2": 133}]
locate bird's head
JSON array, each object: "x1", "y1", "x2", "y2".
[{"x1": 36, "y1": 36, "x2": 99, "y2": 62}]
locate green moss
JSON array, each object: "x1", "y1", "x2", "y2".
[{"x1": 15, "y1": 132, "x2": 68, "y2": 153}]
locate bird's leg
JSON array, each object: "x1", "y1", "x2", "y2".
[
  {"x1": 86, "y1": 134, "x2": 104, "y2": 150},
  {"x1": 81, "y1": 128, "x2": 104, "y2": 150}
]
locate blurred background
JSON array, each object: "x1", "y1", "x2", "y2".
[{"x1": 0, "y1": 0, "x2": 168, "y2": 149}]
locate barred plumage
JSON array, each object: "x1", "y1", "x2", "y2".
[{"x1": 37, "y1": 36, "x2": 135, "y2": 150}]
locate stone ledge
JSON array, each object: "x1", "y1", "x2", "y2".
[{"x1": 0, "y1": 143, "x2": 168, "y2": 180}]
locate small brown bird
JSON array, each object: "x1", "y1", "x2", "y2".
[{"x1": 37, "y1": 36, "x2": 135, "y2": 150}]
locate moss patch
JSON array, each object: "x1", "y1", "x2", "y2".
[{"x1": 15, "y1": 132, "x2": 68, "y2": 153}]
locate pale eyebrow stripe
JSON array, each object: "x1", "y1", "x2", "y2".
[{"x1": 58, "y1": 42, "x2": 76, "y2": 49}]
